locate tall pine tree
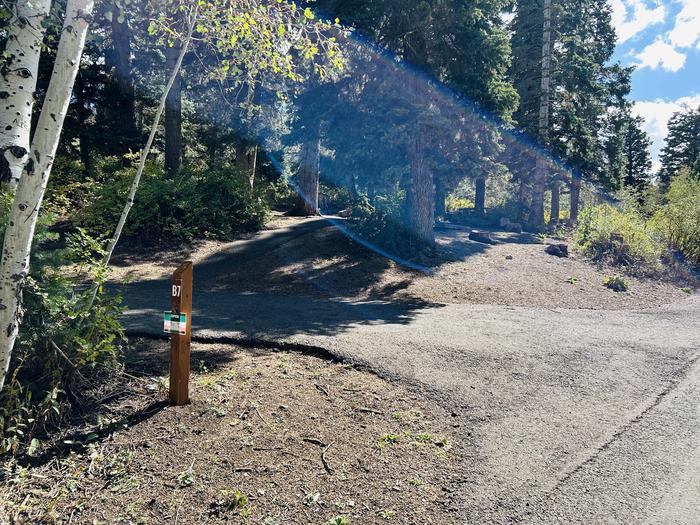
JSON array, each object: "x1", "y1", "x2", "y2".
[
  {"x1": 512, "y1": 0, "x2": 628, "y2": 225},
  {"x1": 623, "y1": 113, "x2": 652, "y2": 194},
  {"x1": 659, "y1": 106, "x2": 700, "y2": 188}
]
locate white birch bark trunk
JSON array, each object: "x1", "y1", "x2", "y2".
[
  {"x1": 528, "y1": 0, "x2": 552, "y2": 231},
  {"x1": 0, "y1": 0, "x2": 52, "y2": 189},
  {"x1": 538, "y1": 0, "x2": 552, "y2": 144},
  {"x1": 0, "y1": 0, "x2": 95, "y2": 390}
]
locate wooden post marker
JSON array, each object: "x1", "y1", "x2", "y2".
[{"x1": 168, "y1": 261, "x2": 193, "y2": 406}]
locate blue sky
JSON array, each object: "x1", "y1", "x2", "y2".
[{"x1": 611, "y1": 0, "x2": 700, "y2": 169}]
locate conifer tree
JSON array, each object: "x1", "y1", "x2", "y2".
[
  {"x1": 623, "y1": 114, "x2": 653, "y2": 194},
  {"x1": 659, "y1": 106, "x2": 700, "y2": 188}
]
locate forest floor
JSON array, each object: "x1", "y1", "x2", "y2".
[
  {"x1": 108, "y1": 212, "x2": 696, "y2": 311},
  {"x1": 0, "y1": 340, "x2": 464, "y2": 525}
]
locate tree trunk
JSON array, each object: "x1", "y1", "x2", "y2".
[
  {"x1": 348, "y1": 172, "x2": 359, "y2": 199},
  {"x1": 292, "y1": 122, "x2": 321, "y2": 216},
  {"x1": 516, "y1": 177, "x2": 529, "y2": 223},
  {"x1": 550, "y1": 180, "x2": 560, "y2": 224},
  {"x1": 0, "y1": 0, "x2": 95, "y2": 390},
  {"x1": 403, "y1": 35, "x2": 435, "y2": 242},
  {"x1": 475, "y1": 177, "x2": 486, "y2": 214},
  {"x1": 528, "y1": 0, "x2": 552, "y2": 231},
  {"x1": 528, "y1": 160, "x2": 547, "y2": 231},
  {"x1": 570, "y1": 177, "x2": 580, "y2": 223},
  {"x1": 236, "y1": 144, "x2": 258, "y2": 191},
  {"x1": 434, "y1": 180, "x2": 446, "y2": 218},
  {"x1": 165, "y1": 42, "x2": 182, "y2": 177},
  {"x1": 110, "y1": 9, "x2": 136, "y2": 154},
  {"x1": 0, "y1": 0, "x2": 51, "y2": 189},
  {"x1": 248, "y1": 145, "x2": 257, "y2": 191},
  {"x1": 406, "y1": 132, "x2": 435, "y2": 241},
  {"x1": 368, "y1": 181, "x2": 377, "y2": 202}
]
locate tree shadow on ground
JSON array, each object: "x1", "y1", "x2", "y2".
[
  {"x1": 120, "y1": 288, "x2": 442, "y2": 340},
  {"x1": 16, "y1": 399, "x2": 169, "y2": 469},
  {"x1": 193, "y1": 216, "x2": 515, "y2": 299},
  {"x1": 115, "y1": 216, "x2": 528, "y2": 340}
]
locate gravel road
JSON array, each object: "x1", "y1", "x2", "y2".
[{"x1": 117, "y1": 219, "x2": 700, "y2": 524}]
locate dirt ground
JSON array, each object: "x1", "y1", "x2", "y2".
[
  {"x1": 0, "y1": 340, "x2": 464, "y2": 525},
  {"x1": 108, "y1": 214, "x2": 696, "y2": 311}
]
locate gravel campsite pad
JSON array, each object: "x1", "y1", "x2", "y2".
[
  {"x1": 1, "y1": 340, "x2": 464, "y2": 524},
  {"x1": 109, "y1": 215, "x2": 694, "y2": 311}
]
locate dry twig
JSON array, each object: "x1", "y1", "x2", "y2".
[
  {"x1": 315, "y1": 384, "x2": 330, "y2": 396},
  {"x1": 321, "y1": 441, "x2": 335, "y2": 475},
  {"x1": 356, "y1": 407, "x2": 384, "y2": 415},
  {"x1": 302, "y1": 437, "x2": 327, "y2": 447}
]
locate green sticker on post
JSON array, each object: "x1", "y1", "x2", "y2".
[{"x1": 164, "y1": 312, "x2": 187, "y2": 335}]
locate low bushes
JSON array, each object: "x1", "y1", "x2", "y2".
[
  {"x1": 319, "y1": 184, "x2": 355, "y2": 213},
  {"x1": 75, "y1": 161, "x2": 271, "y2": 244},
  {"x1": 445, "y1": 195, "x2": 474, "y2": 212},
  {"x1": 349, "y1": 193, "x2": 434, "y2": 259},
  {"x1": 0, "y1": 207, "x2": 124, "y2": 455},
  {"x1": 576, "y1": 203, "x2": 664, "y2": 269},
  {"x1": 651, "y1": 171, "x2": 700, "y2": 265},
  {"x1": 578, "y1": 172, "x2": 700, "y2": 271},
  {"x1": 603, "y1": 275, "x2": 629, "y2": 292}
]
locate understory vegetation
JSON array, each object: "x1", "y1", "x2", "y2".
[
  {"x1": 650, "y1": 171, "x2": 700, "y2": 266},
  {"x1": 577, "y1": 173, "x2": 700, "y2": 272},
  {"x1": 350, "y1": 194, "x2": 435, "y2": 260},
  {"x1": 74, "y1": 158, "x2": 271, "y2": 244},
  {"x1": 0, "y1": 206, "x2": 124, "y2": 455},
  {"x1": 577, "y1": 203, "x2": 664, "y2": 270}
]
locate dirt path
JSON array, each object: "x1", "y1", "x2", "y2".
[{"x1": 110, "y1": 214, "x2": 694, "y2": 310}]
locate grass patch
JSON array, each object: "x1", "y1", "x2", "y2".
[
  {"x1": 604, "y1": 276, "x2": 629, "y2": 292},
  {"x1": 377, "y1": 433, "x2": 400, "y2": 449},
  {"x1": 577, "y1": 204, "x2": 663, "y2": 271}
]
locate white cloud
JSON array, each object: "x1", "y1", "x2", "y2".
[
  {"x1": 635, "y1": 38, "x2": 687, "y2": 72},
  {"x1": 632, "y1": 94, "x2": 700, "y2": 171},
  {"x1": 625, "y1": 1, "x2": 700, "y2": 73},
  {"x1": 668, "y1": 0, "x2": 700, "y2": 48},
  {"x1": 611, "y1": 0, "x2": 667, "y2": 43}
]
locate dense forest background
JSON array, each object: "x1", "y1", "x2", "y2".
[
  {"x1": 1, "y1": 0, "x2": 699, "y2": 454},
  {"x1": 3, "y1": 0, "x2": 699, "y2": 244}
]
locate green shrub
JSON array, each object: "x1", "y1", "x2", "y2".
[
  {"x1": 650, "y1": 170, "x2": 700, "y2": 265},
  {"x1": 577, "y1": 203, "x2": 664, "y2": 269},
  {"x1": 545, "y1": 207, "x2": 570, "y2": 224},
  {"x1": 320, "y1": 184, "x2": 356, "y2": 212},
  {"x1": 0, "y1": 208, "x2": 124, "y2": 455},
  {"x1": 181, "y1": 168, "x2": 270, "y2": 239},
  {"x1": 603, "y1": 275, "x2": 629, "y2": 292},
  {"x1": 268, "y1": 177, "x2": 297, "y2": 210},
  {"x1": 43, "y1": 154, "x2": 96, "y2": 215},
  {"x1": 349, "y1": 193, "x2": 433, "y2": 259},
  {"x1": 445, "y1": 195, "x2": 474, "y2": 212},
  {"x1": 76, "y1": 162, "x2": 271, "y2": 243}
]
